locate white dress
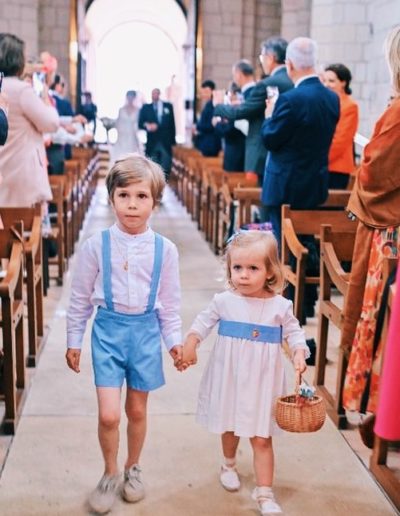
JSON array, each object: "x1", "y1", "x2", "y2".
[
  {"x1": 191, "y1": 291, "x2": 309, "y2": 438},
  {"x1": 112, "y1": 106, "x2": 142, "y2": 161}
]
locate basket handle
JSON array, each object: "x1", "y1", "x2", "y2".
[{"x1": 295, "y1": 371, "x2": 302, "y2": 393}]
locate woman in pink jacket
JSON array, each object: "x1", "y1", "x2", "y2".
[{"x1": 0, "y1": 33, "x2": 59, "y2": 207}]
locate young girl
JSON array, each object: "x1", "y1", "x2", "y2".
[
  {"x1": 66, "y1": 154, "x2": 182, "y2": 515},
  {"x1": 182, "y1": 230, "x2": 309, "y2": 515}
]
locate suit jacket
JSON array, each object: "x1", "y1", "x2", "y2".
[
  {"x1": 261, "y1": 76, "x2": 339, "y2": 208},
  {"x1": 214, "y1": 68, "x2": 293, "y2": 176},
  {"x1": 0, "y1": 109, "x2": 8, "y2": 145},
  {"x1": 328, "y1": 93, "x2": 359, "y2": 174},
  {"x1": 52, "y1": 93, "x2": 74, "y2": 117},
  {"x1": 138, "y1": 101, "x2": 176, "y2": 154},
  {"x1": 194, "y1": 100, "x2": 221, "y2": 157},
  {"x1": 214, "y1": 119, "x2": 245, "y2": 171},
  {"x1": 0, "y1": 77, "x2": 59, "y2": 206}
]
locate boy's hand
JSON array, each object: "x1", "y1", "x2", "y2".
[
  {"x1": 169, "y1": 345, "x2": 183, "y2": 368},
  {"x1": 66, "y1": 348, "x2": 81, "y2": 373},
  {"x1": 293, "y1": 349, "x2": 307, "y2": 374}
]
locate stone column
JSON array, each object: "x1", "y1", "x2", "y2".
[
  {"x1": 281, "y1": 0, "x2": 311, "y2": 40},
  {"x1": 38, "y1": 0, "x2": 71, "y2": 88}
]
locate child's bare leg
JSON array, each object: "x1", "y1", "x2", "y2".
[
  {"x1": 97, "y1": 387, "x2": 121, "y2": 476},
  {"x1": 125, "y1": 389, "x2": 149, "y2": 469},
  {"x1": 249, "y1": 436, "x2": 274, "y2": 486},
  {"x1": 221, "y1": 431, "x2": 240, "y2": 460}
]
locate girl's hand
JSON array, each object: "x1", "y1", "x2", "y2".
[
  {"x1": 182, "y1": 340, "x2": 198, "y2": 366},
  {"x1": 293, "y1": 349, "x2": 307, "y2": 374},
  {"x1": 66, "y1": 348, "x2": 81, "y2": 373}
]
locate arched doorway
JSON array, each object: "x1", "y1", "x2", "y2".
[{"x1": 83, "y1": 0, "x2": 188, "y2": 141}]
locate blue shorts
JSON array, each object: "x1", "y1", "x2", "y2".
[{"x1": 91, "y1": 306, "x2": 165, "y2": 391}]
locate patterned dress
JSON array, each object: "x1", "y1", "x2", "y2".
[{"x1": 343, "y1": 227, "x2": 399, "y2": 412}]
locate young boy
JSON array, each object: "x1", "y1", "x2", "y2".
[{"x1": 66, "y1": 154, "x2": 182, "y2": 514}]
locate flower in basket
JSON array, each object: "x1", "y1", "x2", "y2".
[{"x1": 297, "y1": 384, "x2": 316, "y2": 405}]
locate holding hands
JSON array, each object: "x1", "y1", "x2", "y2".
[{"x1": 173, "y1": 333, "x2": 200, "y2": 372}]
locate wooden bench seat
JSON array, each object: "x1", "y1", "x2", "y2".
[
  {"x1": 0, "y1": 207, "x2": 43, "y2": 367},
  {"x1": 314, "y1": 224, "x2": 357, "y2": 428},
  {"x1": 281, "y1": 204, "x2": 357, "y2": 323},
  {"x1": 0, "y1": 224, "x2": 25, "y2": 434}
]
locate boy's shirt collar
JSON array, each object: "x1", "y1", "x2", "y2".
[{"x1": 111, "y1": 223, "x2": 153, "y2": 243}]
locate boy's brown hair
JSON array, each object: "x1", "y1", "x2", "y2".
[{"x1": 106, "y1": 153, "x2": 166, "y2": 205}]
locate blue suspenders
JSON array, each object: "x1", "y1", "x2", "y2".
[{"x1": 101, "y1": 229, "x2": 164, "y2": 313}]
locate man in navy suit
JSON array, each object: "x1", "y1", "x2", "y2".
[
  {"x1": 193, "y1": 80, "x2": 221, "y2": 157},
  {"x1": 261, "y1": 37, "x2": 340, "y2": 243},
  {"x1": 214, "y1": 38, "x2": 293, "y2": 181},
  {"x1": 139, "y1": 88, "x2": 176, "y2": 177},
  {"x1": 0, "y1": 93, "x2": 8, "y2": 145}
]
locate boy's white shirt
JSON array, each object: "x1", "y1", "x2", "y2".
[{"x1": 66, "y1": 224, "x2": 182, "y2": 351}]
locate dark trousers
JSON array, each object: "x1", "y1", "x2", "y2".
[
  {"x1": 147, "y1": 143, "x2": 172, "y2": 177},
  {"x1": 328, "y1": 171, "x2": 350, "y2": 189}
]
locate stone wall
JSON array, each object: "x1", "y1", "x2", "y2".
[
  {"x1": 311, "y1": 0, "x2": 400, "y2": 135},
  {"x1": 0, "y1": 0, "x2": 39, "y2": 58},
  {"x1": 201, "y1": 0, "x2": 282, "y2": 89}
]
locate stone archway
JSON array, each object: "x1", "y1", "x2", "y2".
[{"x1": 82, "y1": 0, "x2": 188, "y2": 140}]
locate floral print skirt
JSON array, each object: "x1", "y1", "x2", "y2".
[{"x1": 343, "y1": 226, "x2": 399, "y2": 412}]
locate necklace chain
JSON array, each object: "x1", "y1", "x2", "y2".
[
  {"x1": 247, "y1": 296, "x2": 267, "y2": 338},
  {"x1": 112, "y1": 235, "x2": 129, "y2": 271}
]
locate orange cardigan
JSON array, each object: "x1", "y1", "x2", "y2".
[{"x1": 328, "y1": 93, "x2": 359, "y2": 174}]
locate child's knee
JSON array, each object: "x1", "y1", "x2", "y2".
[
  {"x1": 99, "y1": 411, "x2": 120, "y2": 429},
  {"x1": 125, "y1": 405, "x2": 146, "y2": 423},
  {"x1": 250, "y1": 436, "x2": 272, "y2": 451}
]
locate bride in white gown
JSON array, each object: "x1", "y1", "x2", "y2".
[{"x1": 112, "y1": 90, "x2": 142, "y2": 161}]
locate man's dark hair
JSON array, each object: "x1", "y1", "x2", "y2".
[
  {"x1": 201, "y1": 79, "x2": 216, "y2": 90},
  {"x1": 234, "y1": 59, "x2": 254, "y2": 76},
  {"x1": 0, "y1": 33, "x2": 25, "y2": 77},
  {"x1": 50, "y1": 74, "x2": 64, "y2": 90},
  {"x1": 260, "y1": 36, "x2": 288, "y2": 64}
]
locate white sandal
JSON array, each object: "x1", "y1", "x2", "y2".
[
  {"x1": 219, "y1": 463, "x2": 240, "y2": 491},
  {"x1": 252, "y1": 486, "x2": 282, "y2": 514}
]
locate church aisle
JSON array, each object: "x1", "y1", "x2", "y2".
[{"x1": 0, "y1": 184, "x2": 396, "y2": 515}]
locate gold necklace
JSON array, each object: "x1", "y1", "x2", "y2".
[
  {"x1": 112, "y1": 235, "x2": 129, "y2": 271},
  {"x1": 247, "y1": 296, "x2": 267, "y2": 338}
]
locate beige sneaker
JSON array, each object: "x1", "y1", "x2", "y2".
[
  {"x1": 88, "y1": 473, "x2": 120, "y2": 514},
  {"x1": 252, "y1": 486, "x2": 282, "y2": 514},
  {"x1": 121, "y1": 464, "x2": 145, "y2": 503}
]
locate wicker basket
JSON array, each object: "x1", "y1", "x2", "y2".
[{"x1": 275, "y1": 377, "x2": 326, "y2": 433}]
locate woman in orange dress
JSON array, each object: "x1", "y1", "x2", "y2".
[
  {"x1": 323, "y1": 63, "x2": 359, "y2": 189},
  {"x1": 341, "y1": 27, "x2": 400, "y2": 414}
]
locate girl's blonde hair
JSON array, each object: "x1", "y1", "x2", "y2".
[
  {"x1": 225, "y1": 230, "x2": 286, "y2": 294},
  {"x1": 385, "y1": 25, "x2": 400, "y2": 94},
  {"x1": 106, "y1": 153, "x2": 165, "y2": 205}
]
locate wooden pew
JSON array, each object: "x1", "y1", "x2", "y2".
[
  {"x1": 0, "y1": 207, "x2": 43, "y2": 367},
  {"x1": 49, "y1": 176, "x2": 66, "y2": 284},
  {"x1": 314, "y1": 224, "x2": 357, "y2": 428},
  {"x1": 233, "y1": 187, "x2": 351, "y2": 227},
  {"x1": 281, "y1": 204, "x2": 357, "y2": 323},
  {"x1": 0, "y1": 224, "x2": 25, "y2": 434}
]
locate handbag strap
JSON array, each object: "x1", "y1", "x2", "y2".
[{"x1": 360, "y1": 264, "x2": 397, "y2": 414}]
